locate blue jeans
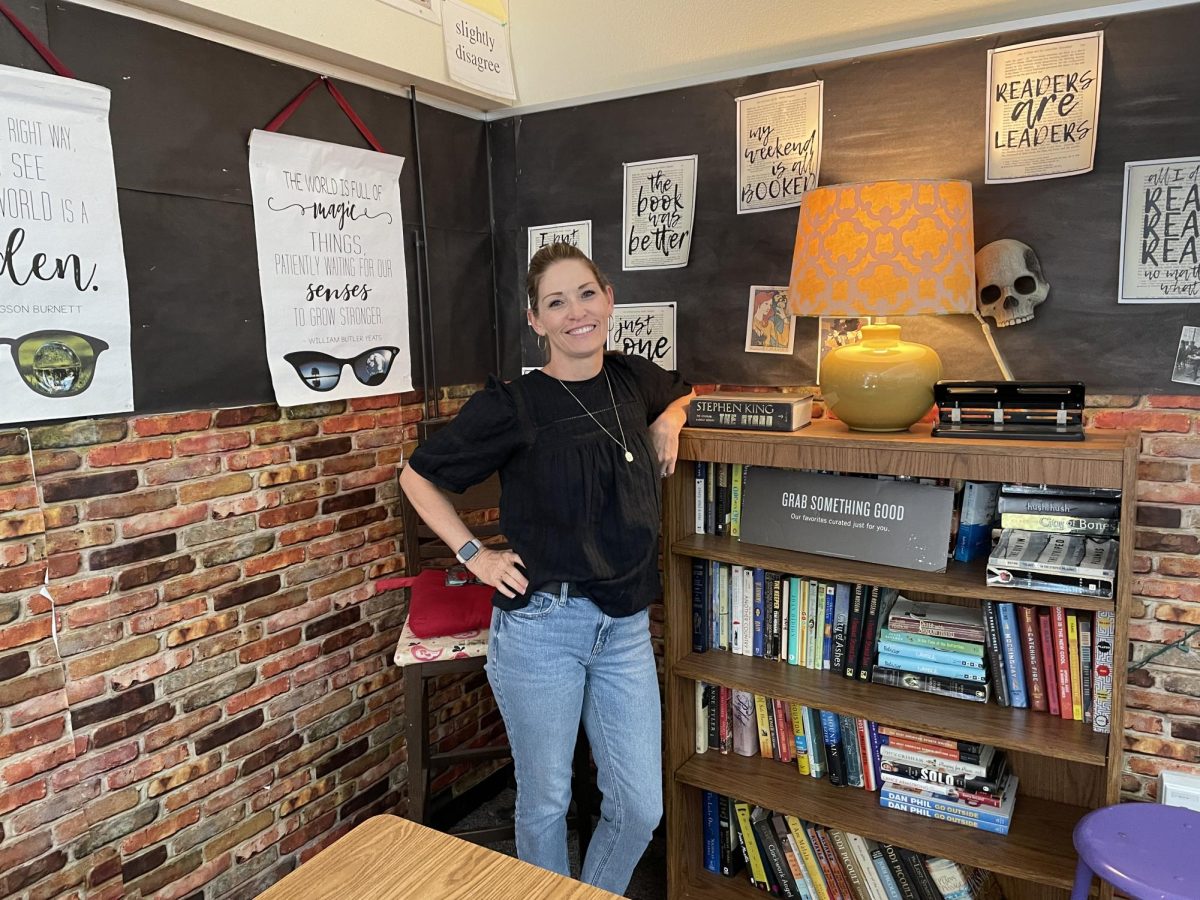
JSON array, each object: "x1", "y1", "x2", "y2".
[{"x1": 485, "y1": 586, "x2": 662, "y2": 896}]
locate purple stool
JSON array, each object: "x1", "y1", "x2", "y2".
[{"x1": 1071, "y1": 802, "x2": 1200, "y2": 900}]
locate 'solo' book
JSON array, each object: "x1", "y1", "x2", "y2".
[{"x1": 687, "y1": 391, "x2": 813, "y2": 432}]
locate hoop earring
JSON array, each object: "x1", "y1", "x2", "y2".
[{"x1": 536, "y1": 334, "x2": 547, "y2": 353}]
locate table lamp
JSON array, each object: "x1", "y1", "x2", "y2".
[{"x1": 789, "y1": 179, "x2": 976, "y2": 431}]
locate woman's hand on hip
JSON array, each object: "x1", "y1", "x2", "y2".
[{"x1": 466, "y1": 548, "x2": 528, "y2": 598}]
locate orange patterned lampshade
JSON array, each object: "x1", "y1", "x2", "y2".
[{"x1": 788, "y1": 179, "x2": 976, "y2": 317}]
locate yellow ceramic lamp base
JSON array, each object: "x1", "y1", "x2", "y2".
[{"x1": 820, "y1": 324, "x2": 942, "y2": 432}]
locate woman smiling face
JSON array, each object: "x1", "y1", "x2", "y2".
[{"x1": 527, "y1": 258, "x2": 614, "y2": 376}]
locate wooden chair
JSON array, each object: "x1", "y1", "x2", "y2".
[{"x1": 393, "y1": 468, "x2": 596, "y2": 850}]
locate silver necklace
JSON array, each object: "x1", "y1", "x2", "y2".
[{"x1": 552, "y1": 367, "x2": 634, "y2": 463}]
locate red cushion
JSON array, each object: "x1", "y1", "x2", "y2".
[{"x1": 377, "y1": 569, "x2": 493, "y2": 638}]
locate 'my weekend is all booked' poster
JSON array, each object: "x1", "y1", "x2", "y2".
[
  {"x1": 985, "y1": 31, "x2": 1103, "y2": 183},
  {"x1": 0, "y1": 66, "x2": 133, "y2": 425},
  {"x1": 622, "y1": 155, "x2": 697, "y2": 270},
  {"x1": 1118, "y1": 156, "x2": 1200, "y2": 304},
  {"x1": 735, "y1": 82, "x2": 823, "y2": 214},
  {"x1": 248, "y1": 130, "x2": 411, "y2": 407}
]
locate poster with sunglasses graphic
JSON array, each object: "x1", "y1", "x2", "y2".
[
  {"x1": 248, "y1": 130, "x2": 411, "y2": 406},
  {"x1": 0, "y1": 67, "x2": 133, "y2": 425}
]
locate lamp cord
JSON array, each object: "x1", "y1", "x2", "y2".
[{"x1": 1128, "y1": 624, "x2": 1200, "y2": 671}]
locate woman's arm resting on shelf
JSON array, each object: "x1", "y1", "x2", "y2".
[
  {"x1": 398, "y1": 465, "x2": 528, "y2": 598},
  {"x1": 649, "y1": 390, "x2": 696, "y2": 478}
]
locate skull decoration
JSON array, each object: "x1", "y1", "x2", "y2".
[{"x1": 974, "y1": 239, "x2": 1049, "y2": 328}]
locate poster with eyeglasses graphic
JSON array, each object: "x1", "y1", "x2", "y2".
[
  {"x1": 248, "y1": 130, "x2": 412, "y2": 406},
  {"x1": 0, "y1": 66, "x2": 133, "y2": 425}
]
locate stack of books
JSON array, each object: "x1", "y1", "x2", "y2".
[
  {"x1": 996, "y1": 482, "x2": 1120, "y2": 538},
  {"x1": 871, "y1": 598, "x2": 991, "y2": 703},
  {"x1": 877, "y1": 726, "x2": 1019, "y2": 835},
  {"x1": 701, "y1": 792, "x2": 1006, "y2": 898}
]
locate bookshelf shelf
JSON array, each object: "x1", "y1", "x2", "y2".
[
  {"x1": 673, "y1": 533, "x2": 1117, "y2": 613},
  {"x1": 675, "y1": 651, "x2": 1110, "y2": 766},
  {"x1": 676, "y1": 752, "x2": 1087, "y2": 891},
  {"x1": 663, "y1": 423, "x2": 1138, "y2": 900}
]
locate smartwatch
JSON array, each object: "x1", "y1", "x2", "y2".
[{"x1": 455, "y1": 538, "x2": 483, "y2": 565}]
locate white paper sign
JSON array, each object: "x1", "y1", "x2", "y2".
[
  {"x1": 985, "y1": 31, "x2": 1103, "y2": 183},
  {"x1": 622, "y1": 155, "x2": 697, "y2": 271},
  {"x1": 0, "y1": 66, "x2": 133, "y2": 425},
  {"x1": 608, "y1": 302, "x2": 676, "y2": 370},
  {"x1": 527, "y1": 220, "x2": 592, "y2": 262},
  {"x1": 248, "y1": 130, "x2": 412, "y2": 407},
  {"x1": 1118, "y1": 156, "x2": 1200, "y2": 304},
  {"x1": 376, "y1": 0, "x2": 441, "y2": 23},
  {"x1": 736, "y1": 82, "x2": 823, "y2": 214},
  {"x1": 443, "y1": 0, "x2": 516, "y2": 100}
]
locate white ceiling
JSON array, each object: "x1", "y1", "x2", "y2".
[{"x1": 80, "y1": 0, "x2": 1191, "y2": 114}]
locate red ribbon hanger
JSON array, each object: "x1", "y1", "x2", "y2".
[
  {"x1": 264, "y1": 75, "x2": 386, "y2": 153},
  {"x1": 0, "y1": 1, "x2": 74, "y2": 78}
]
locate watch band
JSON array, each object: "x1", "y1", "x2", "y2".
[{"x1": 455, "y1": 538, "x2": 483, "y2": 564}]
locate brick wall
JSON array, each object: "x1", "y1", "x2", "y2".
[
  {"x1": 0, "y1": 389, "x2": 504, "y2": 899},
  {"x1": 2, "y1": 389, "x2": 1197, "y2": 898}
]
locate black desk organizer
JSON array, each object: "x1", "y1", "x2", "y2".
[{"x1": 932, "y1": 381, "x2": 1085, "y2": 441}]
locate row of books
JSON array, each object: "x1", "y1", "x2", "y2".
[
  {"x1": 696, "y1": 685, "x2": 883, "y2": 790},
  {"x1": 691, "y1": 558, "x2": 900, "y2": 681},
  {"x1": 701, "y1": 792, "x2": 1005, "y2": 900}
]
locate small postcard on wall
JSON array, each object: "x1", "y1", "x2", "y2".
[
  {"x1": 985, "y1": 31, "x2": 1103, "y2": 183},
  {"x1": 622, "y1": 155, "x2": 697, "y2": 270},
  {"x1": 442, "y1": 0, "x2": 515, "y2": 100},
  {"x1": 744, "y1": 286, "x2": 795, "y2": 354},
  {"x1": 1118, "y1": 157, "x2": 1200, "y2": 304},
  {"x1": 735, "y1": 82, "x2": 823, "y2": 214},
  {"x1": 609, "y1": 302, "x2": 676, "y2": 370},
  {"x1": 1172, "y1": 326, "x2": 1200, "y2": 386},
  {"x1": 817, "y1": 316, "x2": 866, "y2": 383},
  {"x1": 527, "y1": 220, "x2": 592, "y2": 262}
]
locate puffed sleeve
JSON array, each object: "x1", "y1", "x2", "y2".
[
  {"x1": 406, "y1": 376, "x2": 526, "y2": 493},
  {"x1": 620, "y1": 354, "x2": 691, "y2": 422}
]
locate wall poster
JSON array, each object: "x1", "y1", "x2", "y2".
[
  {"x1": 248, "y1": 130, "x2": 412, "y2": 407},
  {"x1": 442, "y1": 0, "x2": 516, "y2": 100},
  {"x1": 609, "y1": 302, "x2": 676, "y2": 370},
  {"x1": 985, "y1": 31, "x2": 1103, "y2": 183},
  {"x1": 744, "y1": 286, "x2": 795, "y2": 354},
  {"x1": 527, "y1": 220, "x2": 592, "y2": 262},
  {"x1": 622, "y1": 155, "x2": 697, "y2": 271},
  {"x1": 0, "y1": 66, "x2": 133, "y2": 425},
  {"x1": 735, "y1": 82, "x2": 823, "y2": 214},
  {"x1": 1118, "y1": 156, "x2": 1200, "y2": 304}
]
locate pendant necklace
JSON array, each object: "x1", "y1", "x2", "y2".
[{"x1": 553, "y1": 367, "x2": 634, "y2": 463}]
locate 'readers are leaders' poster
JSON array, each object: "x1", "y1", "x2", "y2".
[{"x1": 248, "y1": 130, "x2": 412, "y2": 407}]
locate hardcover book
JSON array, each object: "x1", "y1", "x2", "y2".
[
  {"x1": 688, "y1": 391, "x2": 813, "y2": 431},
  {"x1": 996, "y1": 493, "x2": 1120, "y2": 518},
  {"x1": 887, "y1": 598, "x2": 986, "y2": 644},
  {"x1": 999, "y1": 512, "x2": 1119, "y2": 536}
]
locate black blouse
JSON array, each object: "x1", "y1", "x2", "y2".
[{"x1": 408, "y1": 354, "x2": 690, "y2": 617}]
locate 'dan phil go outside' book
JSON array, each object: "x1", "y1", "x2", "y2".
[{"x1": 687, "y1": 392, "x2": 813, "y2": 432}]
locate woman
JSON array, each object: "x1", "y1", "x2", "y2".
[{"x1": 399, "y1": 242, "x2": 694, "y2": 894}]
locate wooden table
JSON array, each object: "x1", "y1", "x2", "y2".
[{"x1": 257, "y1": 814, "x2": 622, "y2": 899}]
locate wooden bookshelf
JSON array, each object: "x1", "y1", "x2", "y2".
[{"x1": 662, "y1": 422, "x2": 1138, "y2": 900}]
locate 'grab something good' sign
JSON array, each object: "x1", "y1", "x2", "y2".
[{"x1": 740, "y1": 469, "x2": 954, "y2": 572}]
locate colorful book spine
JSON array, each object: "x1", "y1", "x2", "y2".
[
  {"x1": 819, "y1": 709, "x2": 847, "y2": 786},
  {"x1": 1067, "y1": 612, "x2": 1084, "y2": 721},
  {"x1": 879, "y1": 793, "x2": 1011, "y2": 835},
  {"x1": 742, "y1": 568, "x2": 754, "y2": 658},
  {"x1": 870, "y1": 667, "x2": 990, "y2": 703},
  {"x1": 1017, "y1": 604, "x2": 1048, "y2": 712},
  {"x1": 869, "y1": 842, "x2": 906, "y2": 900},
  {"x1": 876, "y1": 653, "x2": 989, "y2": 682},
  {"x1": 1038, "y1": 610, "x2": 1062, "y2": 717},
  {"x1": 752, "y1": 567, "x2": 765, "y2": 658},
  {"x1": 858, "y1": 585, "x2": 883, "y2": 681},
  {"x1": 979, "y1": 601, "x2": 1010, "y2": 708},
  {"x1": 790, "y1": 701, "x2": 811, "y2": 775},
  {"x1": 730, "y1": 564, "x2": 743, "y2": 655},
  {"x1": 1053, "y1": 605, "x2": 1074, "y2": 719},
  {"x1": 876, "y1": 641, "x2": 985, "y2": 669},
  {"x1": 877, "y1": 628, "x2": 984, "y2": 657},
  {"x1": 1092, "y1": 609, "x2": 1115, "y2": 734},
  {"x1": 839, "y1": 713, "x2": 864, "y2": 788},
  {"x1": 785, "y1": 817, "x2": 831, "y2": 900},
  {"x1": 999, "y1": 511, "x2": 1119, "y2": 536},
  {"x1": 822, "y1": 583, "x2": 835, "y2": 670},
  {"x1": 788, "y1": 576, "x2": 802, "y2": 666},
  {"x1": 1079, "y1": 614, "x2": 1094, "y2": 724},
  {"x1": 845, "y1": 583, "x2": 867, "y2": 679},
  {"x1": 733, "y1": 801, "x2": 770, "y2": 890},
  {"x1": 996, "y1": 602, "x2": 1029, "y2": 707},
  {"x1": 691, "y1": 558, "x2": 708, "y2": 652},
  {"x1": 702, "y1": 789, "x2": 720, "y2": 872},
  {"x1": 730, "y1": 464, "x2": 743, "y2": 538},
  {"x1": 694, "y1": 461, "x2": 706, "y2": 534}
]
